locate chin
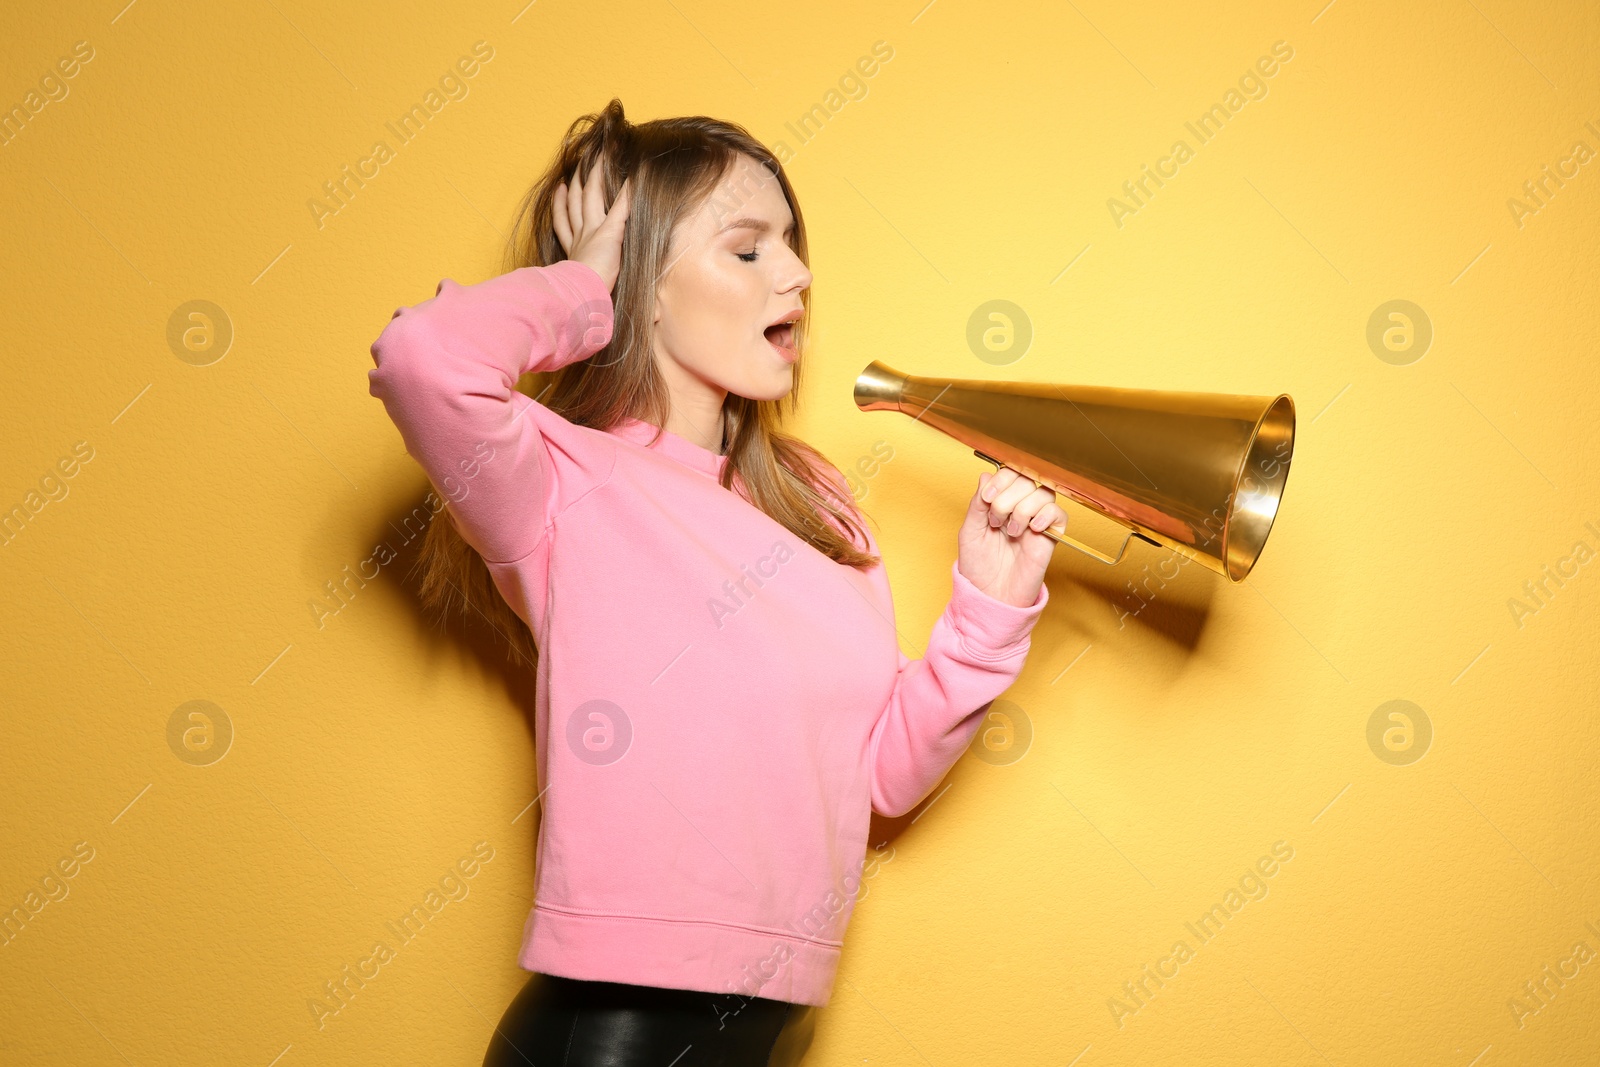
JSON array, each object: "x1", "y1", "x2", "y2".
[
  {"x1": 729, "y1": 376, "x2": 794, "y2": 403},
  {"x1": 720, "y1": 355, "x2": 796, "y2": 403}
]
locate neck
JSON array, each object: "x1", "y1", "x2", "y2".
[
  {"x1": 655, "y1": 351, "x2": 729, "y2": 456},
  {"x1": 664, "y1": 403, "x2": 725, "y2": 455}
]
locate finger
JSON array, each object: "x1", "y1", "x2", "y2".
[
  {"x1": 603, "y1": 175, "x2": 632, "y2": 234},
  {"x1": 987, "y1": 469, "x2": 1040, "y2": 522},
  {"x1": 583, "y1": 155, "x2": 606, "y2": 238},
  {"x1": 1030, "y1": 501, "x2": 1068, "y2": 534},
  {"x1": 1007, "y1": 502, "x2": 1044, "y2": 536},
  {"x1": 1026, "y1": 492, "x2": 1066, "y2": 533},
  {"x1": 1005, "y1": 487, "x2": 1056, "y2": 536},
  {"x1": 566, "y1": 164, "x2": 585, "y2": 241},
  {"x1": 552, "y1": 183, "x2": 573, "y2": 253},
  {"x1": 969, "y1": 473, "x2": 995, "y2": 517},
  {"x1": 981, "y1": 466, "x2": 1022, "y2": 503}
]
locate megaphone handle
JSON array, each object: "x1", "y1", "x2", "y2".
[
  {"x1": 973, "y1": 449, "x2": 1134, "y2": 566},
  {"x1": 1044, "y1": 521, "x2": 1134, "y2": 565}
]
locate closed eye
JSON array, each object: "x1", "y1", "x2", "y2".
[{"x1": 736, "y1": 249, "x2": 759, "y2": 262}]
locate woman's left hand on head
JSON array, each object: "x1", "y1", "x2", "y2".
[{"x1": 956, "y1": 466, "x2": 1067, "y2": 608}]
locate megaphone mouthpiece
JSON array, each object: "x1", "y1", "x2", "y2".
[{"x1": 852, "y1": 361, "x2": 906, "y2": 413}]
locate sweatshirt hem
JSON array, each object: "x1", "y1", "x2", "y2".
[{"x1": 518, "y1": 902, "x2": 841, "y2": 1007}]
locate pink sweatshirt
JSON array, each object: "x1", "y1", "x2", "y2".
[{"x1": 367, "y1": 258, "x2": 1049, "y2": 1006}]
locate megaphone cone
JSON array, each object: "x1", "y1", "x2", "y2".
[{"x1": 853, "y1": 361, "x2": 1294, "y2": 583}]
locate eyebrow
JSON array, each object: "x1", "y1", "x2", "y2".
[{"x1": 717, "y1": 216, "x2": 796, "y2": 238}]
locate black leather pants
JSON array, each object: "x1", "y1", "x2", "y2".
[{"x1": 482, "y1": 971, "x2": 817, "y2": 1067}]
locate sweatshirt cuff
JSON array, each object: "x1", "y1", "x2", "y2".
[
  {"x1": 945, "y1": 559, "x2": 1049, "y2": 659},
  {"x1": 539, "y1": 259, "x2": 615, "y2": 358}
]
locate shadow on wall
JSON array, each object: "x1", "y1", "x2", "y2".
[
  {"x1": 860, "y1": 506, "x2": 1221, "y2": 852},
  {"x1": 323, "y1": 479, "x2": 545, "y2": 727}
]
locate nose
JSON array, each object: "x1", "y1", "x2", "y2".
[{"x1": 778, "y1": 247, "x2": 812, "y2": 294}]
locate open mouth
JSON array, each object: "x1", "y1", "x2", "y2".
[{"x1": 763, "y1": 321, "x2": 797, "y2": 360}]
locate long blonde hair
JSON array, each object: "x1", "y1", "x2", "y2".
[{"x1": 411, "y1": 97, "x2": 878, "y2": 667}]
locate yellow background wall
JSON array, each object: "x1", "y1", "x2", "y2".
[{"x1": 2, "y1": 0, "x2": 1596, "y2": 1063}]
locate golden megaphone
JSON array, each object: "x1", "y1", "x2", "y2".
[{"x1": 853, "y1": 362, "x2": 1295, "y2": 583}]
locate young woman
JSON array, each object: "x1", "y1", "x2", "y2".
[{"x1": 367, "y1": 99, "x2": 1065, "y2": 1067}]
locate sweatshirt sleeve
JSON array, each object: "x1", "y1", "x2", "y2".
[
  {"x1": 810, "y1": 462, "x2": 1050, "y2": 818},
  {"x1": 867, "y1": 552, "x2": 1049, "y2": 818},
  {"x1": 367, "y1": 259, "x2": 615, "y2": 565}
]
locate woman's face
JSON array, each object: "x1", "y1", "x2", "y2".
[{"x1": 651, "y1": 153, "x2": 813, "y2": 404}]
